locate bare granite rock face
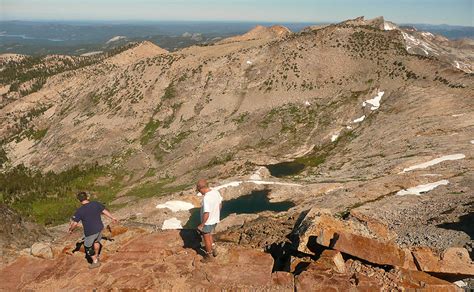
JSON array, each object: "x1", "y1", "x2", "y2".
[
  {"x1": 0, "y1": 229, "x2": 280, "y2": 291},
  {"x1": 412, "y1": 246, "x2": 474, "y2": 276}
]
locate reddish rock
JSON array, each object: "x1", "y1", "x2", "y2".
[
  {"x1": 312, "y1": 249, "x2": 346, "y2": 273},
  {"x1": 290, "y1": 257, "x2": 311, "y2": 274},
  {"x1": 397, "y1": 268, "x2": 461, "y2": 291},
  {"x1": 271, "y1": 271, "x2": 294, "y2": 291},
  {"x1": 106, "y1": 224, "x2": 128, "y2": 237},
  {"x1": 412, "y1": 247, "x2": 474, "y2": 276},
  {"x1": 294, "y1": 210, "x2": 419, "y2": 268},
  {"x1": 331, "y1": 231, "x2": 408, "y2": 266},
  {"x1": 216, "y1": 231, "x2": 241, "y2": 243},
  {"x1": 295, "y1": 263, "x2": 381, "y2": 291},
  {"x1": 402, "y1": 248, "x2": 418, "y2": 270},
  {"x1": 0, "y1": 230, "x2": 279, "y2": 291}
]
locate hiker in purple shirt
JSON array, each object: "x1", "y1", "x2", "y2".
[{"x1": 68, "y1": 191, "x2": 117, "y2": 269}]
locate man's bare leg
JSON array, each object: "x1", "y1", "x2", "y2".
[
  {"x1": 203, "y1": 233, "x2": 213, "y2": 255},
  {"x1": 92, "y1": 242, "x2": 100, "y2": 262}
]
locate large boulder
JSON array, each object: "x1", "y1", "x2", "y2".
[
  {"x1": 293, "y1": 208, "x2": 415, "y2": 268},
  {"x1": 296, "y1": 257, "x2": 460, "y2": 291},
  {"x1": 396, "y1": 268, "x2": 461, "y2": 291},
  {"x1": 412, "y1": 247, "x2": 474, "y2": 276},
  {"x1": 30, "y1": 242, "x2": 53, "y2": 259},
  {"x1": 295, "y1": 263, "x2": 380, "y2": 291},
  {"x1": 311, "y1": 249, "x2": 346, "y2": 273},
  {"x1": 330, "y1": 231, "x2": 409, "y2": 267}
]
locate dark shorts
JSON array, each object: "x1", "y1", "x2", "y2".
[
  {"x1": 84, "y1": 232, "x2": 102, "y2": 247},
  {"x1": 201, "y1": 224, "x2": 216, "y2": 234}
]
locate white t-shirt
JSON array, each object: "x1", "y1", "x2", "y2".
[{"x1": 201, "y1": 189, "x2": 223, "y2": 225}]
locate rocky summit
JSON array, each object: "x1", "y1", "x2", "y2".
[{"x1": 0, "y1": 16, "x2": 473, "y2": 290}]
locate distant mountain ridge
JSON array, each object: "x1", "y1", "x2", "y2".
[{"x1": 0, "y1": 20, "x2": 472, "y2": 56}]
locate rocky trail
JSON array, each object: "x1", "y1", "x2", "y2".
[{"x1": 1, "y1": 206, "x2": 471, "y2": 291}]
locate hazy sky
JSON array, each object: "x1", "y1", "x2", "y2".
[{"x1": 1, "y1": 0, "x2": 473, "y2": 26}]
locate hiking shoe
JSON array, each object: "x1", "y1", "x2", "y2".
[
  {"x1": 89, "y1": 261, "x2": 101, "y2": 269},
  {"x1": 212, "y1": 247, "x2": 218, "y2": 257},
  {"x1": 200, "y1": 255, "x2": 214, "y2": 264}
]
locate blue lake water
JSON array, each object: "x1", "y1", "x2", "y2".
[{"x1": 184, "y1": 190, "x2": 295, "y2": 228}]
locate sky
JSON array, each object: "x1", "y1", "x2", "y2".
[{"x1": 1, "y1": 0, "x2": 473, "y2": 26}]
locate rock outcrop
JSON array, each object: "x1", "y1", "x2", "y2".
[
  {"x1": 218, "y1": 25, "x2": 291, "y2": 44},
  {"x1": 0, "y1": 204, "x2": 50, "y2": 265},
  {"x1": 0, "y1": 228, "x2": 285, "y2": 291}
]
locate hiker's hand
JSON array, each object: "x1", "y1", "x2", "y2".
[
  {"x1": 112, "y1": 218, "x2": 118, "y2": 224},
  {"x1": 197, "y1": 224, "x2": 204, "y2": 231}
]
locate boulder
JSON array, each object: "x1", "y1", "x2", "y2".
[
  {"x1": 293, "y1": 208, "x2": 416, "y2": 268},
  {"x1": 396, "y1": 268, "x2": 461, "y2": 291},
  {"x1": 30, "y1": 242, "x2": 53, "y2": 259},
  {"x1": 412, "y1": 247, "x2": 474, "y2": 276},
  {"x1": 312, "y1": 249, "x2": 346, "y2": 273},
  {"x1": 295, "y1": 263, "x2": 381, "y2": 291},
  {"x1": 331, "y1": 231, "x2": 407, "y2": 267}
]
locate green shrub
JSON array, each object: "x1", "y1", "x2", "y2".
[{"x1": 0, "y1": 164, "x2": 123, "y2": 225}]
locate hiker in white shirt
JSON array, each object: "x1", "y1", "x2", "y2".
[{"x1": 196, "y1": 179, "x2": 222, "y2": 263}]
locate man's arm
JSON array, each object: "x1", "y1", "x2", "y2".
[
  {"x1": 102, "y1": 209, "x2": 118, "y2": 223},
  {"x1": 68, "y1": 221, "x2": 79, "y2": 233},
  {"x1": 198, "y1": 212, "x2": 209, "y2": 230}
]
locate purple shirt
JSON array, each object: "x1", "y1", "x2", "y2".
[{"x1": 72, "y1": 201, "x2": 105, "y2": 236}]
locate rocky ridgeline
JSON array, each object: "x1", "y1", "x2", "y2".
[
  {"x1": 0, "y1": 15, "x2": 473, "y2": 290},
  {"x1": 1, "y1": 207, "x2": 471, "y2": 290}
]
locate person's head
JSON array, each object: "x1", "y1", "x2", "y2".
[
  {"x1": 76, "y1": 191, "x2": 89, "y2": 202},
  {"x1": 196, "y1": 179, "x2": 209, "y2": 194}
]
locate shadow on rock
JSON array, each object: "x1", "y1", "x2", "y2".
[
  {"x1": 437, "y1": 212, "x2": 474, "y2": 259},
  {"x1": 179, "y1": 229, "x2": 206, "y2": 257}
]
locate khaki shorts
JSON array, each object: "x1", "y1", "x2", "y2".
[
  {"x1": 202, "y1": 224, "x2": 216, "y2": 234},
  {"x1": 84, "y1": 232, "x2": 102, "y2": 247}
]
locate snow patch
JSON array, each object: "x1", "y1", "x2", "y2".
[
  {"x1": 421, "y1": 32, "x2": 434, "y2": 38},
  {"x1": 331, "y1": 133, "x2": 339, "y2": 142},
  {"x1": 156, "y1": 200, "x2": 194, "y2": 212},
  {"x1": 471, "y1": 140, "x2": 474, "y2": 145},
  {"x1": 383, "y1": 22, "x2": 396, "y2": 31},
  {"x1": 396, "y1": 180, "x2": 449, "y2": 196},
  {"x1": 213, "y1": 181, "x2": 242, "y2": 191},
  {"x1": 106, "y1": 36, "x2": 126, "y2": 44},
  {"x1": 161, "y1": 218, "x2": 182, "y2": 230},
  {"x1": 401, "y1": 154, "x2": 465, "y2": 173},
  {"x1": 353, "y1": 115, "x2": 365, "y2": 123},
  {"x1": 401, "y1": 31, "x2": 438, "y2": 56},
  {"x1": 363, "y1": 91, "x2": 384, "y2": 111},
  {"x1": 452, "y1": 113, "x2": 465, "y2": 117},
  {"x1": 246, "y1": 60, "x2": 253, "y2": 65},
  {"x1": 304, "y1": 101, "x2": 311, "y2": 107},
  {"x1": 454, "y1": 61, "x2": 461, "y2": 69}
]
